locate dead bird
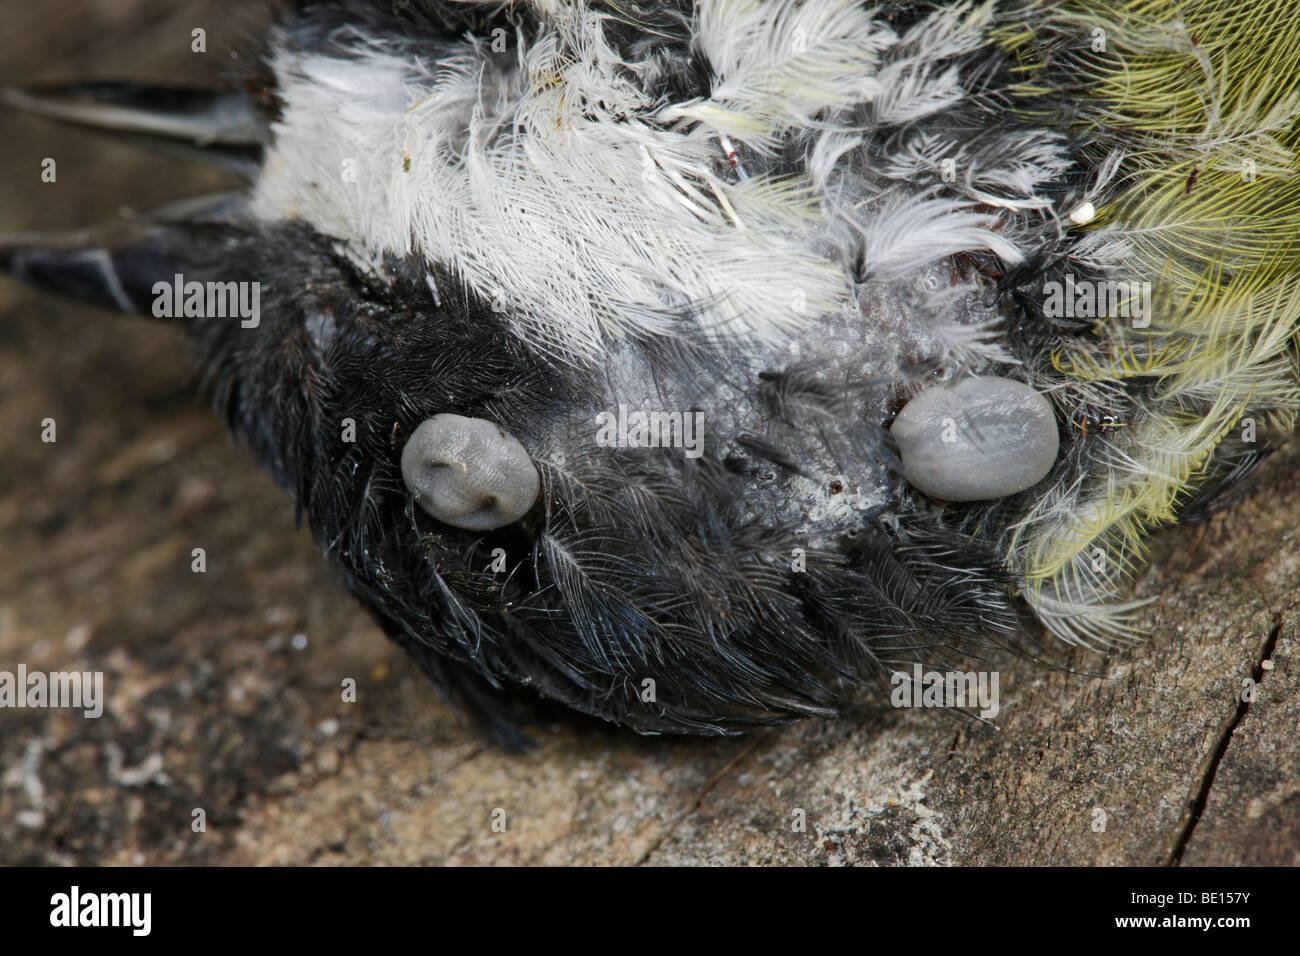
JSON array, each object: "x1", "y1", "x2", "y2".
[{"x1": 4, "y1": 0, "x2": 1299, "y2": 746}]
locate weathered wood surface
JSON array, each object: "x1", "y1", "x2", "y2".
[{"x1": 1, "y1": 0, "x2": 1297, "y2": 866}]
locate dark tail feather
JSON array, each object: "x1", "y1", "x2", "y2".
[
  {"x1": 1, "y1": 194, "x2": 247, "y2": 317},
  {"x1": 2, "y1": 82, "x2": 265, "y2": 174}
]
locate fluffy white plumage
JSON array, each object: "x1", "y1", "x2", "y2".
[{"x1": 252, "y1": 0, "x2": 1068, "y2": 370}]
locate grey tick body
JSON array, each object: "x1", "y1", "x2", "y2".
[
  {"x1": 890, "y1": 376, "x2": 1060, "y2": 502},
  {"x1": 401, "y1": 414, "x2": 541, "y2": 531}
]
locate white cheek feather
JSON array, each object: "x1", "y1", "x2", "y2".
[
  {"x1": 660, "y1": 0, "x2": 893, "y2": 148},
  {"x1": 251, "y1": 0, "x2": 1068, "y2": 367}
]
